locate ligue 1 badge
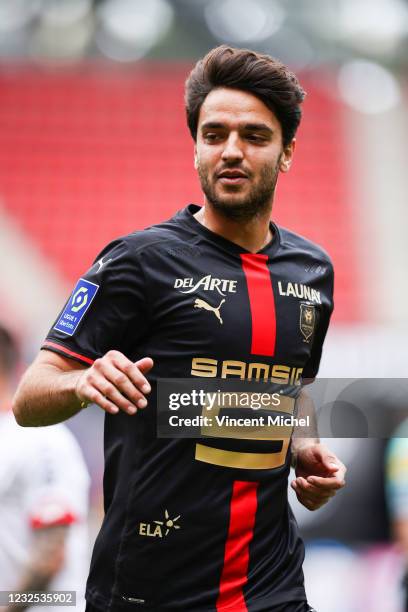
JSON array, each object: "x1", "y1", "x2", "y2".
[{"x1": 299, "y1": 303, "x2": 316, "y2": 343}]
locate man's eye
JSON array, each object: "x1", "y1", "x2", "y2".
[
  {"x1": 247, "y1": 134, "x2": 265, "y2": 142},
  {"x1": 204, "y1": 133, "x2": 221, "y2": 142}
]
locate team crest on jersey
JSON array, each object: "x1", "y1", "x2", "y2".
[
  {"x1": 138, "y1": 509, "x2": 181, "y2": 539},
  {"x1": 299, "y1": 303, "x2": 316, "y2": 343}
]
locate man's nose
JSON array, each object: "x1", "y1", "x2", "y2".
[{"x1": 221, "y1": 134, "x2": 244, "y2": 163}]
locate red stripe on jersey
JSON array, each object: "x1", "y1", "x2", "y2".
[
  {"x1": 240, "y1": 253, "x2": 276, "y2": 356},
  {"x1": 31, "y1": 511, "x2": 78, "y2": 530},
  {"x1": 42, "y1": 341, "x2": 94, "y2": 365},
  {"x1": 216, "y1": 481, "x2": 259, "y2": 611}
]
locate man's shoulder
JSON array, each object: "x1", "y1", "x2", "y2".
[
  {"x1": 107, "y1": 209, "x2": 193, "y2": 257},
  {"x1": 277, "y1": 225, "x2": 333, "y2": 267}
]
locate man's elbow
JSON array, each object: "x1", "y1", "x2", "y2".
[
  {"x1": 12, "y1": 392, "x2": 31, "y2": 426},
  {"x1": 12, "y1": 378, "x2": 38, "y2": 427}
]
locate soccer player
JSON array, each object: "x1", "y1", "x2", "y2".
[
  {"x1": 0, "y1": 324, "x2": 90, "y2": 611},
  {"x1": 13, "y1": 46, "x2": 346, "y2": 611}
]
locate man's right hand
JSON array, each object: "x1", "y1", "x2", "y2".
[{"x1": 75, "y1": 351, "x2": 153, "y2": 415}]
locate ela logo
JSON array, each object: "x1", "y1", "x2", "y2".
[{"x1": 138, "y1": 509, "x2": 181, "y2": 538}]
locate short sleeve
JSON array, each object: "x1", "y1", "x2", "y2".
[
  {"x1": 42, "y1": 238, "x2": 149, "y2": 365},
  {"x1": 302, "y1": 264, "x2": 334, "y2": 382},
  {"x1": 23, "y1": 426, "x2": 90, "y2": 529}
]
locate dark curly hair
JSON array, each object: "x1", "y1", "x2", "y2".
[{"x1": 185, "y1": 45, "x2": 306, "y2": 147}]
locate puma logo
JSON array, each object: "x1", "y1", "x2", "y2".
[
  {"x1": 194, "y1": 298, "x2": 225, "y2": 325},
  {"x1": 95, "y1": 257, "x2": 112, "y2": 272}
]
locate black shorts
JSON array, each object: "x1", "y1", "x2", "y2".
[
  {"x1": 85, "y1": 602, "x2": 316, "y2": 611},
  {"x1": 270, "y1": 604, "x2": 315, "y2": 612},
  {"x1": 278, "y1": 601, "x2": 316, "y2": 612}
]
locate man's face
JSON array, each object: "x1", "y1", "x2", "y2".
[{"x1": 195, "y1": 87, "x2": 295, "y2": 221}]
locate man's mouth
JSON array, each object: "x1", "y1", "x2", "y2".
[{"x1": 217, "y1": 169, "x2": 249, "y2": 184}]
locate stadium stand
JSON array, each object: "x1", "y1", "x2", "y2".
[{"x1": 0, "y1": 66, "x2": 360, "y2": 322}]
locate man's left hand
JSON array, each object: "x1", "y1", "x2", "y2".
[{"x1": 291, "y1": 443, "x2": 346, "y2": 511}]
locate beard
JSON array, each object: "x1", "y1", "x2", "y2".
[{"x1": 197, "y1": 157, "x2": 281, "y2": 221}]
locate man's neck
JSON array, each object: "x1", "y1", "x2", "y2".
[{"x1": 194, "y1": 203, "x2": 273, "y2": 253}]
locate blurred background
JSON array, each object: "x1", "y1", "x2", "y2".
[{"x1": 0, "y1": 0, "x2": 407, "y2": 610}]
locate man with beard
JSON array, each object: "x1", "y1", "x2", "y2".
[{"x1": 13, "y1": 46, "x2": 345, "y2": 611}]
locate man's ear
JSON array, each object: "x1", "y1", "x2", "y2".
[
  {"x1": 279, "y1": 138, "x2": 296, "y2": 173},
  {"x1": 194, "y1": 146, "x2": 198, "y2": 169}
]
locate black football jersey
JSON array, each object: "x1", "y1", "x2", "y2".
[{"x1": 43, "y1": 204, "x2": 334, "y2": 611}]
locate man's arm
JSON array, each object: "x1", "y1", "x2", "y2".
[
  {"x1": 291, "y1": 387, "x2": 319, "y2": 461},
  {"x1": 291, "y1": 387, "x2": 346, "y2": 511},
  {"x1": 13, "y1": 350, "x2": 153, "y2": 427},
  {"x1": 13, "y1": 352, "x2": 86, "y2": 426},
  {"x1": 6, "y1": 526, "x2": 67, "y2": 612}
]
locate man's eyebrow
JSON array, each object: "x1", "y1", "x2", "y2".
[
  {"x1": 200, "y1": 122, "x2": 226, "y2": 130},
  {"x1": 243, "y1": 123, "x2": 273, "y2": 134},
  {"x1": 200, "y1": 121, "x2": 273, "y2": 134}
]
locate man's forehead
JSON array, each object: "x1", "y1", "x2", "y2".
[{"x1": 198, "y1": 87, "x2": 279, "y2": 128}]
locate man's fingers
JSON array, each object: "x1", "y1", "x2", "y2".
[
  {"x1": 292, "y1": 480, "x2": 334, "y2": 510},
  {"x1": 292, "y1": 444, "x2": 346, "y2": 511},
  {"x1": 323, "y1": 459, "x2": 341, "y2": 475},
  {"x1": 109, "y1": 354, "x2": 153, "y2": 395},
  {"x1": 100, "y1": 351, "x2": 152, "y2": 401},
  {"x1": 319, "y1": 448, "x2": 345, "y2": 473},
  {"x1": 292, "y1": 485, "x2": 332, "y2": 510},
  {"x1": 135, "y1": 357, "x2": 154, "y2": 375},
  {"x1": 87, "y1": 388, "x2": 120, "y2": 415},
  {"x1": 306, "y1": 475, "x2": 346, "y2": 490},
  {"x1": 96, "y1": 378, "x2": 141, "y2": 414},
  {"x1": 98, "y1": 361, "x2": 148, "y2": 408},
  {"x1": 76, "y1": 351, "x2": 154, "y2": 415},
  {"x1": 295, "y1": 477, "x2": 317, "y2": 490},
  {"x1": 325, "y1": 463, "x2": 340, "y2": 473},
  {"x1": 293, "y1": 476, "x2": 342, "y2": 494}
]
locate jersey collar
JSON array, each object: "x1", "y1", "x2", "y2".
[{"x1": 177, "y1": 204, "x2": 281, "y2": 257}]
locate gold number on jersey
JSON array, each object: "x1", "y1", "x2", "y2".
[{"x1": 195, "y1": 393, "x2": 295, "y2": 470}]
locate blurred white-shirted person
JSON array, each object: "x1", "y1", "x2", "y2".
[{"x1": 0, "y1": 324, "x2": 90, "y2": 611}]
